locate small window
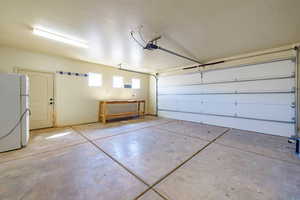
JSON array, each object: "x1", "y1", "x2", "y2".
[
  {"x1": 113, "y1": 76, "x2": 124, "y2": 88},
  {"x1": 88, "y1": 72, "x2": 102, "y2": 87},
  {"x1": 132, "y1": 78, "x2": 140, "y2": 89}
]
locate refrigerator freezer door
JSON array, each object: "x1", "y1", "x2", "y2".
[
  {"x1": 20, "y1": 75, "x2": 30, "y2": 146},
  {"x1": 0, "y1": 74, "x2": 22, "y2": 152}
]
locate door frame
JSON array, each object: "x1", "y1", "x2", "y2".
[{"x1": 14, "y1": 67, "x2": 57, "y2": 128}]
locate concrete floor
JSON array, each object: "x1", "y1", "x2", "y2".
[{"x1": 0, "y1": 116, "x2": 300, "y2": 200}]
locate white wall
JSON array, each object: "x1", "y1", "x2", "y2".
[
  {"x1": 0, "y1": 46, "x2": 150, "y2": 126},
  {"x1": 148, "y1": 76, "x2": 157, "y2": 115}
]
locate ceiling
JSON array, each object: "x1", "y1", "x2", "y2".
[{"x1": 0, "y1": 0, "x2": 300, "y2": 72}]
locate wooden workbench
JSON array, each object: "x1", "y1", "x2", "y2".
[{"x1": 99, "y1": 100, "x2": 146, "y2": 123}]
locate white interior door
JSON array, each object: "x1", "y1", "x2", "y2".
[{"x1": 19, "y1": 70, "x2": 54, "y2": 130}]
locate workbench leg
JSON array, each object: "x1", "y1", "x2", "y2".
[
  {"x1": 137, "y1": 102, "x2": 141, "y2": 117},
  {"x1": 102, "y1": 102, "x2": 107, "y2": 124},
  {"x1": 99, "y1": 102, "x2": 102, "y2": 122},
  {"x1": 143, "y1": 101, "x2": 146, "y2": 117}
]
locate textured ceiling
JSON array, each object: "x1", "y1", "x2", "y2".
[{"x1": 0, "y1": 0, "x2": 300, "y2": 72}]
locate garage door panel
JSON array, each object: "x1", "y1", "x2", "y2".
[
  {"x1": 203, "y1": 60, "x2": 294, "y2": 83},
  {"x1": 236, "y1": 104, "x2": 294, "y2": 122},
  {"x1": 158, "y1": 110, "x2": 205, "y2": 123},
  {"x1": 201, "y1": 114, "x2": 294, "y2": 137},
  {"x1": 159, "y1": 95, "x2": 238, "y2": 104},
  {"x1": 234, "y1": 93, "x2": 295, "y2": 104},
  {"x1": 159, "y1": 73, "x2": 202, "y2": 86},
  {"x1": 158, "y1": 110, "x2": 294, "y2": 137},
  {"x1": 159, "y1": 93, "x2": 294, "y2": 105},
  {"x1": 159, "y1": 79, "x2": 294, "y2": 95},
  {"x1": 158, "y1": 94, "x2": 295, "y2": 118},
  {"x1": 201, "y1": 102, "x2": 236, "y2": 116},
  {"x1": 159, "y1": 60, "x2": 294, "y2": 87},
  {"x1": 159, "y1": 102, "x2": 294, "y2": 122},
  {"x1": 159, "y1": 103, "x2": 235, "y2": 116}
]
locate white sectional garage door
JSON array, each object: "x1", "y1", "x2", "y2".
[{"x1": 158, "y1": 59, "x2": 296, "y2": 137}]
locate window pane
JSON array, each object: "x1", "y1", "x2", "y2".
[
  {"x1": 132, "y1": 78, "x2": 140, "y2": 89},
  {"x1": 88, "y1": 72, "x2": 102, "y2": 87},
  {"x1": 113, "y1": 76, "x2": 124, "y2": 88}
]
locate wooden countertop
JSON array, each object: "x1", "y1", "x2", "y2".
[{"x1": 99, "y1": 100, "x2": 145, "y2": 104}]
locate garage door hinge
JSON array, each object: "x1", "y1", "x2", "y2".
[
  {"x1": 292, "y1": 117, "x2": 296, "y2": 121},
  {"x1": 292, "y1": 87, "x2": 296, "y2": 92},
  {"x1": 291, "y1": 102, "x2": 296, "y2": 108},
  {"x1": 292, "y1": 72, "x2": 295, "y2": 77}
]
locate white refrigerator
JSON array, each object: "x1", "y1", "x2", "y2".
[{"x1": 0, "y1": 74, "x2": 30, "y2": 152}]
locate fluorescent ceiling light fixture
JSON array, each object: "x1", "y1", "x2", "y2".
[{"x1": 33, "y1": 26, "x2": 88, "y2": 48}]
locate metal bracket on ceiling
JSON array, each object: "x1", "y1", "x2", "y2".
[{"x1": 118, "y1": 63, "x2": 122, "y2": 69}]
